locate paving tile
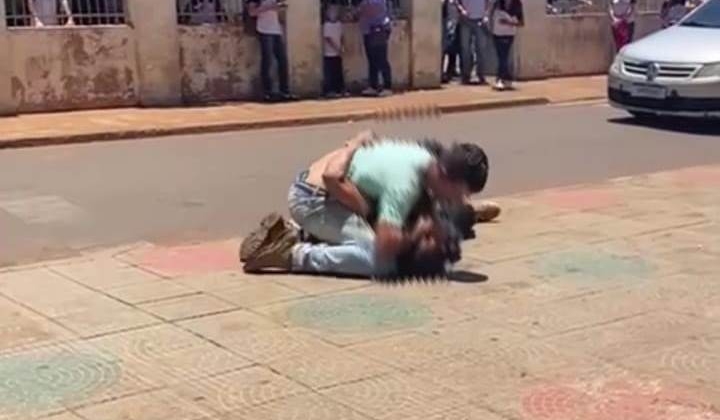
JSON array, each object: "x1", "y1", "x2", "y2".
[
  {"x1": 0, "y1": 268, "x2": 104, "y2": 318},
  {"x1": 74, "y1": 389, "x2": 213, "y2": 420},
  {"x1": 267, "y1": 345, "x2": 393, "y2": 390},
  {"x1": 49, "y1": 259, "x2": 164, "y2": 290},
  {"x1": 347, "y1": 332, "x2": 473, "y2": 372},
  {"x1": 270, "y1": 274, "x2": 370, "y2": 295},
  {"x1": 321, "y1": 373, "x2": 468, "y2": 420},
  {"x1": 53, "y1": 298, "x2": 159, "y2": 338},
  {"x1": 43, "y1": 412, "x2": 87, "y2": 420},
  {"x1": 105, "y1": 280, "x2": 197, "y2": 305},
  {"x1": 547, "y1": 310, "x2": 715, "y2": 363},
  {"x1": 0, "y1": 341, "x2": 154, "y2": 415},
  {"x1": 427, "y1": 321, "x2": 595, "y2": 376},
  {"x1": 485, "y1": 365, "x2": 720, "y2": 420},
  {"x1": 140, "y1": 293, "x2": 237, "y2": 322},
  {"x1": 179, "y1": 310, "x2": 335, "y2": 364},
  {"x1": 618, "y1": 338, "x2": 720, "y2": 391},
  {"x1": 172, "y1": 366, "x2": 309, "y2": 416},
  {"x1": 174, "y1": 271, "x2": 262, "y2": 292},
  {"x1": 406, "y1": 405, "x2": 509, "y2": 420},
  {"x1": 233, "y1": 392, "x2": 372, "y2": 420},
  {"x1": 88, "y1": 324, "x2": 252, "y2": 387},
  {"x1": 0, "y1": 296, "x2": 74, "y2": 354},
  {"x1": 256, "y1": 288, "x2": 469, "y2": 346},
  {"x1": 481, "y1": 289, "x2": 654, "y2": 338},
  {"x1": 207, "y1": 282, "x2": 304, "y2": 308}
]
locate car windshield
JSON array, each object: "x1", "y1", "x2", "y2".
[{"x1": 681, "y1": 0, "x2": 720, "y2": 28}]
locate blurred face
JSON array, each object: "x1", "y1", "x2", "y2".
[
  {"x1": 412, "y1": 216, "x2": 448, "y2": 256},
  {"x1": 427, "y1": 165, "x2": 469, "y2": 204},
  {"x1": 326, "y1": 5, "x2": 339, "y2": 21}
]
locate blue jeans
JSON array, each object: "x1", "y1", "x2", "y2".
[
  {"x1": 259, "y1": 33, "x2": 289, "y2": 95},
  {"x1": 287, "y1": 173, "x2": 395, "y2": 278},
  {"x1": 493, "y1": 35, "x2": 515, "y2": 81},
  {"x1": 459, "y1": 16, "x2": 487, "y2": 82}
]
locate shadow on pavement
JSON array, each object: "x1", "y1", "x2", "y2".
[{"x1": 608, "y1": 116, "x2": 720, "y2": 136}]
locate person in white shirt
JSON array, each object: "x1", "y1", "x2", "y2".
[
  {"x1": 490, "y1": 0, "x2": 523, "y2": 91},
  {"x1": 248, "y1": 0, "x2": 295, "y2": 102},
  {"x1": 457, "y1": 0, "x2": 491, "y2": 85},
  {"x1": 609, "y1": 0, "x2": 637, "y2": 50},
  {"x1": 322, "y1": 5, "x2": 347, "y2": 97},
  {"x1": 27, "y1": 0, "x2": 73, "y2": 26}
]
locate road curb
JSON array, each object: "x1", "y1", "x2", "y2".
[{"x1": 0, "y1": 96, "x2": 551, "y2": 150}]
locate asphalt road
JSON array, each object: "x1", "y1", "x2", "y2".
[{"x1": 2, "y1": 102, "x2": 720, "y2": 266}]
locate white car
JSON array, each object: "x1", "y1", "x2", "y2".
[{"x1": 608, "y1": 0, "x2": 720, "y2": 119}]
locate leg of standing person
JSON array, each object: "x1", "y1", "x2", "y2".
[
  {"x1": 259, "y1": 34, "x2": 275, "y2": 100},
  {"x1": 335, "y1": 57, "x2": 346, "y2": 94},
  {"x1": 628, "y1": 22, "x2": 635, "y2": 43},
  {"x1": 377, "y1": 31, "x2": 393, "y2": 93},
  {"x1": 363, "y1": 34, "x2": 380, "y2": 93},
  {"x1": 459, "y1": 17, "x2": 474, "y2": 84},
  {"x1": 473, "y1": 21, "x2": 487, "y2": 84},
  {"x1": 323, "y1": 57, "x2": 334, "y2": 95},
  {"x1": 273, "y1": 34, "x2": 291, "y2": 97},
  {"x1": 493, "y1": 35, "x2": 512, "y2": 89}
]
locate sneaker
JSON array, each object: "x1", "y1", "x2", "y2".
[
  {"x1": 377, "y1": 89, "x2": 392, "y2": 98},
  {"x1": 362, "y1": 87, "x2": 378, "y2": 97},
  {"x1": 243, "y1": 227, "x2": 299, "y2": 273},
  {"x1": 494, "y1": 80, "x2": 506, "y2": 91},
  {"x1": 239, "y1": 213, "x2": 287, "y2": 263},
  {"x1": 472, "y1": 201, "x2": 501, "y2": 223}
]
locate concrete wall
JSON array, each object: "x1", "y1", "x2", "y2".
[
  {"x1": 515, "y1": 10, "x2": 661, "y2": 80},
  {"x1": 9, "y1": 27, "x2": 137, "y2": 113},
  {"x1": 537, "y1": 13, "x2": 661, "y2": 77},
  {"x1": 342, "y1": 20, "x2": 411, "y2": 91},
  {"x1": 179, "y1": 25, "x2": 260, "y2": 103}
]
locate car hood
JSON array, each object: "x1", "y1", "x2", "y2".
[{"x1": 623, "y1": 26, "x2": 720, "y2": 64}]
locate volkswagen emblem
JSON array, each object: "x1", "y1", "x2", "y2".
[{"x1": 646, "y1": 63, "x2": 660, "y2": 81}]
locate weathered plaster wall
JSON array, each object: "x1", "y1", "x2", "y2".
[
  {"x1": 9, "y1": 27, "x2": 138, "y2": 113},
  {"x1": 286, "y1": 0, "x2": 322, "y2": 96},
  {"x1": 341, "y1": 20, "x2": 410, "y2": 91},
  {"x1": 0, "y1": 0, "x2": 14, "y2": 115},
  {"x1": 410, "y1": 0, "x2": 441, "y2": 88},
  {"x1": 515, "y1": 10, "x2": 661, "y2": 79},
  {"x1": 179, "y1": 25, "x2": 260, "y2": 103}
]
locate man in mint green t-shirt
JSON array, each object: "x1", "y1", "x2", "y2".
[{"x1": 244, "y1": 134, "x2": 489, "y2": 278}]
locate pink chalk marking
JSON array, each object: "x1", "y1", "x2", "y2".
[
  {"x1": 673, "y1": 167, "x2": 720, "y2": 188},
  {"x1": 537, "y1": 188, "x2": 620, "y2": 211},
  {"x1": 131, "y1": 241, "x2": 239, "y2": 277},
  {"x1": 522, "y1": 379, "x2": 719, "y2": 420}
]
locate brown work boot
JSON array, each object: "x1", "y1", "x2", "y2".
[
  {"x1": 473, "y1": 201, "x2": 501, "y2": 223},
  {"x1": 239, "y1": 213, "x2": 287, "y2": 263},
  {"x1": 243, "y1": 227, "x2": 299, "y2": 273}
]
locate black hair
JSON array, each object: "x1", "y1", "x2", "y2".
[{"x1": 438, "y1": 143, "x2": 489, "y2": 194}]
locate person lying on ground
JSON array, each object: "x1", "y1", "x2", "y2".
[{"x1": 241, "y1": 133, "x2": 491, "y2": 278}]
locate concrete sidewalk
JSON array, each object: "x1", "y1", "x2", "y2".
[
  {"x1": 0, "y1": 76, "x2": 605, "y2": 149},
  {"x1": 1, "y1": 163, "x2": 719, "y2": 419}
]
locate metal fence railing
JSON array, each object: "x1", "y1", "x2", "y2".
[
  {"x1": 547, "y1": 0, "x2": 663, "y2": 15},
  {"x1": 177, "y1": 0, "x2": 244, "y2": 25},
  {"x1": 5, "y1": 0, "x2": 126, "y2": 27}
]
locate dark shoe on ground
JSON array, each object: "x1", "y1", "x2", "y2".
[
  {"x1": 473, "y1": 200, "x2": 501, "y2": 223},
  {"x1": 239, "y1": 212, "x2": 287, "y2": 263},
  {"x1": 279, "y1": 92, "x2": 298, "y2": 101},
  {"x1": 243, "y1": 227, "x2": 298, "y2": 273},
  {"x1": 361, "y1": 87, "x2": 379, "y2": 97}
]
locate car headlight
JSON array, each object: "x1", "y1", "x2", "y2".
[
  {"x1": 695, "y1": 63, "x2": 720, "y2": 78},
  {"x1": 610, "y1": 54, "x2": 624, "y2": 74}
]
